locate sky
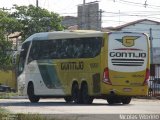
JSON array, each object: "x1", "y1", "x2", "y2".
[{"x1": 1, "y1": 0, "x2": 160, "y2": 27}]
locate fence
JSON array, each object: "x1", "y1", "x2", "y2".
[{"x1": 148, "y1": 64, "x2": 160, "y2": 97}]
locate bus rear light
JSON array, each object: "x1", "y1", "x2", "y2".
[
  {"x1": 143, "y1": 68, "x2": 150, "y2": 85},
  {"x1": 103, "y1": 67, "x2": 112, "y2": 85}
]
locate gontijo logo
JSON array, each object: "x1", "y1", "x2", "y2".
[{"x1": 116, "y1": 36, "x2": 140, "y2": 47}]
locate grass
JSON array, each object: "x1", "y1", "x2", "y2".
[
  {"x1": 0, "y1": 93, "x2": 45, "y2": 119},
  {"x1": 0, "y1": 92, "x2": 72, "y2": 120},
  {"x1": 0, "y1": 107, "x2": 68, "y2": 120},
  {"x1": 0, "y1": 108, "x2": 45, "y2": 120},
  {"x1": 0, "y1": 113, "x2": 45, "y2": 120},
  {"x1": 0, "y1": 107, "x2": 11, "y2": 120},
  {"x1": 0, "y1": 92, "x2": 18, "y2": 99},
  {"x1": 0, "y1": 108, "x2": 72, "y2": 120},
  {"x1": 0, "y1": 107, "x2": 10, "y2": 114},
  {"x1": 15, "y1": 114, "x2": 44, "y2": 120}
]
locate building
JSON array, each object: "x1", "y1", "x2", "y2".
[
  {"x1": 8, "y1": 32, "x2": 22, "y2": 50},
  {"x1": 61, "y1": 2, "x2": 101, "y2": 30},
  {"x1": 153, "y1": 47, "x2": 160, "y2": 64},
  {"x1": 78, "y1": 2, "x2": 101, "y2": 30},
  {"x1": 61, "y1": 16, "x2": 78, "y2": 29}
]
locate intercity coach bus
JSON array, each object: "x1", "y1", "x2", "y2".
[{"x1": 17, "y1": 30, "x2": 150, "y2": 104}]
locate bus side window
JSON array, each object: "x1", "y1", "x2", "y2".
[
  {"x1": 92, "y1": 38, "x2": 102, "y2": 57},
  {"x1": 28, "y1": 41, "x2": 42, "y2": 62},
  {"x1": 18, "y1": 41, "x2": 30, "y2": 75},
  {"x1": 73, "y1": 39, "x2": 84, "y2": 58},
  {"x1": 18, "y1": 53, "x2": 24, "y2": 73},
  {"x1": 84, "y1": 39, "x2": 94, "y2": 58}
]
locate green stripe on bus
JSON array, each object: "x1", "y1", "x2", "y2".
[{"x1": 38, "y1": 60, "x2": 61, "y2": 89}]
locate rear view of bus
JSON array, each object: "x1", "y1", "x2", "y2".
[{"x1": 102, "y1": 32, "x2": 150, "y2": 104}]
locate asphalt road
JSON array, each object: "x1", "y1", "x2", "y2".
[{"x1": 0, "y1": 98, "x2": 160, "y2": 120}]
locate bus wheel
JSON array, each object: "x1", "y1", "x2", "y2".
[
  {"x1": 64, "y1": 96, "x2": 73, "y2": 103},
  {"x1": 27, "y1": 83, "x2": 40, "y2": 103},
  {"x1": 121, "y1": 97, "x2": 131, "y2": 104},
  {"x1": 81, "y1": 83, "x2": 93, "y2": 104},
  {"x1": 107, "y1": 97, "x2": 115, "y2": 105},
  {"x1": 71, "y1": 83, "x2": 82, "y2": 104}
]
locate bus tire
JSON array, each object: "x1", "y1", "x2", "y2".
[
  {"x1": 121, "y1": 97, "x2": 131, "y2": 104},
  {"x1": 81, "y1": 83, "x2": 93, "y2": 104},
  {"x1": 107, "y1": 98, "x2": 115, "y2": 105},
  {"x1": 64, "y1": 96, "x2": 73, "y2": 103},
  {"x1": 27, "y1": 83, "x2": 40, "y2": 103},
  {"x1": 71, "y1": 83, "x2": 82, "y2": 104}
]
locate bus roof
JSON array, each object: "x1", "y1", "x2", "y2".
[
  {"x1": 23, "y1": 30, "x2": 147, "y2": 44},
  {"x1": 23, "y1": 30, "x2": 104, "y2": 43}
]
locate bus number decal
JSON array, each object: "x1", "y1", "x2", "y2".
[
  {"x1": 61, "y1": 61, "x2": 84, "y2": 70},
  {"x1": 90, "y1": 63, "x2": 98, "y2": 68}
]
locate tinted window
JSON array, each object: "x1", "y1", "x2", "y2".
[
  {"x1": 28, "y1": 37, "x2": 102, "y2": 62},
  {"x1": 18, "y1": 41, "x2": 30, "y2": 74}
]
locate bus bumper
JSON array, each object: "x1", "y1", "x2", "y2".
[{"x1": 101, "y1": 85, "x2": 148, "y2": 96}]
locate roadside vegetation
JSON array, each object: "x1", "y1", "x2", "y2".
[
  {"x1": 0, "y1": 5, "x2": 64, "y2": 70},
  {"x1": 0, "y1": 107, "x2": 44, "y2": 120},
  {"x1": 0, "y1": 106, "x2": 72, "y2": 120},
  {"x1": 0, "y1": 112, "x2": 44, "y2": 120},
  {"x1": 0, "y1": 105, "x2": 67, "y2": 120},
  {"x1": 0, "y1": 92, "x2": 18, "y2": 99},
  {"x1": 0, "y1": 111, "x2": 70, "y2": 120}
]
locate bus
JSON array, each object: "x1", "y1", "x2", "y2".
[{"x1": 17, "y1": 30, "x2": 150, "y2": 104}]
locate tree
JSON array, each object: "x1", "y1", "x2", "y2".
[
  {"x1": 0, "y1": 5, "x2": 64, "y2": 70},
  {"x1": 0, "y1": 10, "x2": 22, "y2": 70},
  {"x1": 11, "y1": 5, "x2": 64, "y2": 41}
]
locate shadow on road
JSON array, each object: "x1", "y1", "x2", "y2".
[{"x1": 0, "y1": 99, "x2": 132, "y2": 107}]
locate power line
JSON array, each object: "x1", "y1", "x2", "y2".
[
  {"x1": 43, "y1": 0, "x2": 47, "y2": 8},
  {"x1": 111, "y1": 27, "x2": 160, "y2": 31},
  {"x1": 119, "y1": 0, "x2": 160, "y2": 9},
  {"x1": 102, "y1": 14, "x2": 160, "y2": 20},
  {"x1": 27, "y1": 0, "x2": 31, "y2": 5},
  {"x1": 60, "y1": 10, "x2": 160, "y2": 21},
  {"x1": 102, "y1": 18, "x2": 160, "y2": 26},
  {"x1": 60, "y1": 10, "x2": 160, "y2": 16}
]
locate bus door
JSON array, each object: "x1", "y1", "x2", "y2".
[{"x1": 17, "y1": 41, "x2": 31, "y2": 95}]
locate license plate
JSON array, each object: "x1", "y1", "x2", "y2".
[{"x1": 123, "y1": 88, "x2": 132, "y2": 92}]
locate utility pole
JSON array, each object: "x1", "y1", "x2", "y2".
[
  {"x1": 36, "y1": 0, "x2": 39, "y2": 7},
  {"x1": 83, "y1": 0, "x2": 85, "y2": 4},
  {"x1": 98, "y1": 9, "x2": 103, "y2": 30},
  {"x1": 144, "y1": 0, "x2": 148, "y2": 8},
  {"x1": 149, "y1": 28, "x2": 153, "y2": 64},
  {"x1": 82, "y1": 0, "x2": 86, "y2": 29}
]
